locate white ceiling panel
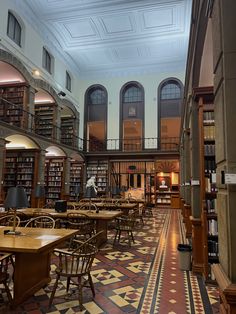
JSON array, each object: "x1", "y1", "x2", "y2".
[
  {"x1": 14, "y1": 0, "x2": 192, "y2": 78},
  {"x1": 64, "y1": 19, "x2": 98, "y2": 38}
]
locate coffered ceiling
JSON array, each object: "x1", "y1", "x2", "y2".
[{"x1": 14, "y1": 0, "x2": 192, "y2": 78}]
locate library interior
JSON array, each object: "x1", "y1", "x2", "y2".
[{"x1": 0, "y1": 0, "x2": 235, "y2": 313}]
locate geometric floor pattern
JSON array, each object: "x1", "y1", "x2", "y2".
[{"x1": 0, "y1": 208, "x2": 220, "y2": 313}]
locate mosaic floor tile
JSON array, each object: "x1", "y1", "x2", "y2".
[{"x1": 0, "y1": 208, "x2": 220, "y2": 314}]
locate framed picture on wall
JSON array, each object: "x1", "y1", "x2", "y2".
[{"x1": 128, "y1": 105, "x2": 136, "y2": 117}]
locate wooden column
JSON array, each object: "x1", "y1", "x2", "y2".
[
  {"x1": 191, "y1": 217, "x2": 205, "y2": 274},
  {"x1": 184, "y1": 204, "x2": 192, "y2": 238},
  {"x1": 212, "y1": 264, "x2": 236, "y2": 314}
]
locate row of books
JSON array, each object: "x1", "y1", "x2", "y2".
[
  {"x1": 204, "y1": 159, "x2": 216, "y2": 173},
  {"x1": 208, "y1": 239, "x2": 218, "y2": 256},
  {"x1": 204, "y1": 125, "x2": 215, "y2": 140},
  {"x1": 203, "y1": 111, "x2": 214, "y2": 122},
  {"x1": 206, "y1": 198, "x2": 217, "y2": 213},
  {"x1": 204, "y1": 144, "x2": 215, "y2": 156},
  {"x1": 208, "y1": 219, "x2": 218, "y2": 236}
]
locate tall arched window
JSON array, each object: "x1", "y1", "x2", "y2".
[
  {"x1": 120, "y1": 82, "x2": 144, "y2": 151},
  {"x1": 158, "y1": 78, "x2": 183, "y2": 150},
  {"x1": 84, "y1": 85, "x2": 107, "y2": 151}
]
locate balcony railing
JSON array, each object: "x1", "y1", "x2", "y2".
[
  {"x1": 0, "y1": 97, "x2": 179, "y2": 153},
  {"x1": 86, "y1": 137, "x2": 179, "y2": 152}
]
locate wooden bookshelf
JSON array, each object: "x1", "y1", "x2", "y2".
[
  {"x1": 60, "y1": 116, "x2": 75, "y2": 146},
  {"x1": 69, "y1": 160, "x2": 83, "y2": 201},
  {"x1": 2, "y1": 149, "x2": 39, "y2": 206},
  {"x1": 86, "y1": 160, "x2": 108, "y2": 195},
  {"x1": 198, "y1": 89, "x2": 218, "y2": 280},
  {"x1": 44, "y1": 157, "x2": 65, "y2": 204},
  {"x1": 0, "y1": 83, "x2": 29, "y2": 128},
  {"x1": 156, "y1": 191, "x2": 171, "y2": 206},
  {"x1": 34, "y1": 103, "x2": 57, "y2": 139}
]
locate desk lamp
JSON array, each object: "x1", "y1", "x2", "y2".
[
  {"x1": 4, "y1": 186, "x2": 29, "y2": 235},
  {"x1": 34, "y1": 184, "x2": 45, "y2": 208}
]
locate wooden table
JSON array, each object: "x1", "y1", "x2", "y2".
[
  {"x1": 68, "y1": 201, "x2": 138, "y2": 213},
  {"x1": 18, "y1": 208, "x2": 122, "y2": 246},
  {"x1": 0, "y1": 226, "x2": 78, "y2": 307}
]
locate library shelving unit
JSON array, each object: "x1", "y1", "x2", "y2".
[
  {"x1": 34, "y1": 102, "x2": 57, "y2": 139},
  {"x1": 156, "y1": 190, "x2": 171, "y2": 206},
  {"x1": 2, "y1": 149, "x2": 39, "y2": 205},
  {"x1": 198, "y1": 87, "x2": 218, "y2": 280},
  {"x1": 69, "y1": 160, "x2": 83, "y2": 201},
  {"x1": 0, "y1": 83, "x2": 29, "y2": 128},
  {"x1": 44, "y1": 157, "x2": 65, "y2": 204},
  {"x1": 60, "y1": 116, "x2": 75, "y2": 146},
  {"x1": 86, "y1": 160, "x2": 108, "y2": 195}
]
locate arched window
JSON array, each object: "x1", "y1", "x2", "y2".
[
  {"x1": 85, "y1": 85, "x2": 107, "y2": 151},
  {"x1": 7, "y1": 12, "x2": 22, "y2": 46},
  {"x1": 158, "y1": 78, "x2": 183, "y2": 150},
  {"x1": 120, "y1": 82, "x2": 144, "y2": 151}
]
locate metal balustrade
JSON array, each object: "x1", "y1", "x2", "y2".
[{"x1": 0, "y1": 97, "x2": 179, "y2": 153}]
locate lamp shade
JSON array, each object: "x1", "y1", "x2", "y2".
[
  {"x1": 34, "y1": 185, "x2": 45, "y2": 198},
  {"x1": 84, "y1": 186, "x2": 97, "y2": 198},
  {"x1": 4, "y1": 186, "x2": 29, "y2": 208}
]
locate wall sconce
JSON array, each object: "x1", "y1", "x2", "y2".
[{"x1": 32, "y1": 69, "x2": 40, "y2": 76}]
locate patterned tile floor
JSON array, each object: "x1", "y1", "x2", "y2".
[{"x1": 0, "y1": 208, "x2": 220, "y2": 313}]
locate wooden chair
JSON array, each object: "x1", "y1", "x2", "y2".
[
  {"x1": 25, "y1": 215, "x2": 56, "y2": 228},
  {"x1": 66, "y1": 213, "x2": 95, "y2": 248},
  {"x1": 0, "y1": 252, "x2": 13, "y2": 303},
  {"x1": 0, "y1": 214, "x2": 21, "y2": 227},
  {"x1": 49, "y1": 231, "x2": 103, "y2": 310},
  {"x1": 113, "y1": 211, "x2": 137, "y2": 247},
  {"x1": 76, "y1": 202, "x2": 98, "y2": 212}
]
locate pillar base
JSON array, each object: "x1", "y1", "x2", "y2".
[{"x1": 212, "y1": 264, "x2": 236, "y2": 314}]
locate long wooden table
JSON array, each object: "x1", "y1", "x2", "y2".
[
  {"x1": 0, "y1": 226, "x2": 78, "y2": 307},
  {"x1": 18, "y1": 208, "x2": 122, "y2": 246},
  {"x1": 68, "y1": 201, "x2": 138, "y2": 213}
]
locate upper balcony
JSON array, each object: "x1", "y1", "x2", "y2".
[{"x1": 0, "y1": 97, "x2": 179, "y2": 154}]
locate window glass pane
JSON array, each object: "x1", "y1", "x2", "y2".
[
  {"x1": 14, "y1": 23, "x2": 21, "y2": 46},
  {"x1": 124, "y1": 86, "x2": 141, "y2": 102},
  {"x1": 43, "y1": 48, "x2": 52, "y2": 73},
  {"x1": 7, "y1": 12, "x2": 21, "y2": 46},
  {"x1": 66, "y1": 71, "x2": 71, "y2": 91},
  {"x1": 89, "y1": 89, "x2": 106, "y2": 105},
  {"x1": 161, "y1": 83, "x2": 181, "y2": 100}
]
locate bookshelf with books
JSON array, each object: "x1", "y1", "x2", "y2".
[
  {"x1": 34, "y1": 103, "x2": 57, "y2": 139},
  {"x1": 60, "y1": 116, "x2": 75, "y2": 146},
  {"x1": 156, "y1": 191, "x2": 171, "y2": 206},
  {"x1": 198, "y1": 88, "x2": 218, "y2": 280},
  {"x1": 2, "y1": 149, "x2": 39, "y2": 205},
  {"x1": 69, "y1": 160, "x2": 83, "y2": 201},
  {"x1": 44, "y1": 157, "x2": 65, "y2": 204},
  {"x1": 0, "y1": 83, "x2": 29, "y2": 128},
  {"x1": 86, "y1": 160, "x2": 108, "y2": 195}
]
